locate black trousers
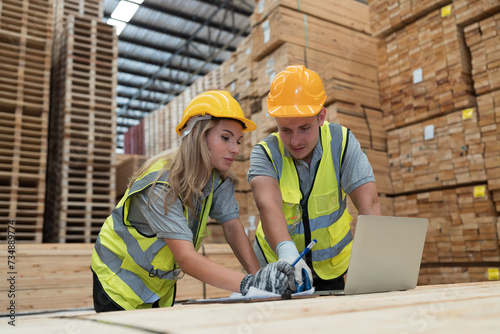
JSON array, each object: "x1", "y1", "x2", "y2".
[
  {"x1": 92, "y1": 270, "x2": 125, "y2": 313},
  {"x1": 313, "y1": 271, "x2": 346, "y2": 291}
]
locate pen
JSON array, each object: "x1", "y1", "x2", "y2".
[{"x1": 291, "y1": 239, "x2": 317, "y2": 266}]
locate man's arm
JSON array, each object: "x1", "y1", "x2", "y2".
[
  {"x1": 222, "y1": 218, "x2": 260, "y2": 275},
  {"x1": 349, "y1": 181, "x2": 381, "y2": 215},
  {"x1": 249, "y1": 175, "x2": 291, "y2": 251}
]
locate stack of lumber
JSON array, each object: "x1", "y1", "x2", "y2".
[
  {"x1": 0, "y1": 0, "x2": 53, "y2": 242},
  {"x1": 453, "y1": 0, "x2": 500, "y2": 26},
  {"x1": 478, "y1": 92, "x2": 500, "y2": 213},
  {"x1": 377, "y1": 6, "x2": 475, "y2": 130},
  {"x1": 419, "y1": 266, "x2": 497, "y2": 285},
  {"x1": 371, "y1": 0, "x2": 500, "y2": 285},
  {"x1": 115, "y1": 154, "x2": 148, "y2": 200},
  {"x1": 250, "y1": 6, "x2": 377, "y2": 67},
  {"x1": 394, "y1": 184, "x2": 499, "y2": 264},
  {"x1": 369, "y1": 0, "x2": 451, "y2": 38},
  {"x1": 464, "y1": 12, "x2": 500, "y2": 96},
  {"x1": 45, "y1": 11, "x2": 117, "y2": 243},
  {"x1": 387, "y1": 109, "x2": 486, "y2": 193},
  {"x1": 250, "y1": 0, "x2": 371, "y2": 34},
  {"x1": 0, "y1": 244, "x2": 94, "y2": 313},
  {"x1": 465, "y1": 12, "x2": 500, "y2": 213}
]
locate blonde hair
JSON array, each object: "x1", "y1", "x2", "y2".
[{"x1": 128, "y1": 118, "x2": 238, "y2": 215}]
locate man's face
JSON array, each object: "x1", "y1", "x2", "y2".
[{"x1": 275, "y1": 108, "x2": 325, "y2": 164}]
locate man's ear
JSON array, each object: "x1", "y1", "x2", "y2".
[{"x1": 318, "y1": 107, "x2": 327, "y2": 126}]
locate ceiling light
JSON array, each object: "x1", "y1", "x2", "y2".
[
  {"x1": 107, "y1": 18, "x2": 127, "y2": 35},
  {"x1": 111, "y1": 1, "x2": 139, "y2": 23}
]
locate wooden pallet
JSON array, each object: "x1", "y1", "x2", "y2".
[
  {"x1": 394, "y1": 184, "x2": 500, "y2": 264},
  {"x1": 45, "y1": 16, "x2": 117, "y2": 243},
  {"x1": 0, "y1": 0, "x2": 53, "y2": 243},
  {"x1": 378, "y1": 6, "x2": 476, "y2": 130},
  {"x1": 464, "y1": 12, "x2": 500, "y2": 96},
  {"x1": 388, "y1": 109, "x2": 487, "y2": 194}
]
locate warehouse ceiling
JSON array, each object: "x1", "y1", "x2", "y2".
[{"x1": 102, "y1": 0, "x2": 256, "y2": 152}]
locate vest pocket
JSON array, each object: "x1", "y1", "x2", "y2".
[{"x1": 312, "y1": 189, "x2": 339, "y2": 216}]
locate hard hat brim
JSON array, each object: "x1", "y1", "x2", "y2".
[{"x1": 267, "y1": 104, "x2": 323, "y2": 117}]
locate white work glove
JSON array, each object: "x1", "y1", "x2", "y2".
[
  {"x1": 276, "y1": 240, "x2": 313, "y2": 292},
  {"x1": 240, "y1": 261, "x2": 294, "y2": 296}
]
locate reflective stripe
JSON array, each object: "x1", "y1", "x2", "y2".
[{"x1": 312, "y1": 231, "x2": 353, "y2": 262}]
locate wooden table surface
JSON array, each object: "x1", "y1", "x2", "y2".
[{"x1": 4, "y1": 281, "x2": 500, "y2": 333}]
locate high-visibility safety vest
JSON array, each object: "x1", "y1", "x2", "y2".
[
  {"x1": 91, "y1": 160, "x2": 216, "y2": 310},
  {"x1": 255, "y1": 121, "x2": 353, "y2": 280}
]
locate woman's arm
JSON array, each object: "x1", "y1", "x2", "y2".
[
  {"x1": 222, "y1": 218, "x2": 260, "y2": 275},
  {"x1": 165, "y1": 238, "x2": 246, "y2": 292}
]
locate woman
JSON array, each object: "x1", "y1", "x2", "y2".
[{"x1": 91, "y1": 91, "x2": 294, "y2": 312}]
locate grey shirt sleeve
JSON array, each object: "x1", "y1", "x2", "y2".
[
  {"x1": 340, "y1": 131, "x2": 376, "y2": 195},
  {"x1": 126, "y1": 176, "x2": 241, "y2": 242},
  {"x1": 127, "y1": 185, "x2": 194, "y2": 241},
  {"x1": 247, "y1": 143, "x2": 278, "y2": 183}
]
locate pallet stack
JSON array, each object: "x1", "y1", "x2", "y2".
[
  {"x1": 0, "y1": 0, "x2": 54, "y2": 242},
  {"x1": 370, "y1": 0, "x2": 500, "y2": 284},
  {"x1": 44, "y1": 0, "x2": 117, "y2": 243}
]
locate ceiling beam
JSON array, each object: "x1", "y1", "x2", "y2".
[
  {"x1": 117, "y1": 36, "x2": 225, "y2": 65},
  {"x1": 103, "y1": 14, "x2": 237, "y2": 52},
  {"x1": 118, "y1": 0, "x2": 235, "y2": 116},
  {"x1": 118, "y1": 67, "x2": 195, "y2": 88},
  {"x1": 138, "y1": 1, "x2": 249, "y2": 36},
  {"x1": 195, "y1": 0, "x2": 254, "y2": 16}
]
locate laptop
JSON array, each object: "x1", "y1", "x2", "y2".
[{"x1": 317, "y1": 215, "x2": 429, "y2": 296}]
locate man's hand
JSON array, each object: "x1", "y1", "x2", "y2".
[
  {"x1": 276, "y1": 240, "x2": 313, "y2": 291},
  {"x1": 240, "y1": 261, "x2": 294, "y2": 296}
]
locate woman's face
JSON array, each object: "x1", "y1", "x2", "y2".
[{"x1": 206, "y1": 119, "x2": 243, "y2": 172}]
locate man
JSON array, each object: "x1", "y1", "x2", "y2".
[{"x1": 248, "y1": 65, "x2": 381, "y2": 292}]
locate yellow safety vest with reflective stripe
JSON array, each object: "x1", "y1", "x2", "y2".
[
  {"x1": 91, "y1": 160, "x2": 215, "y2": 310},
  {"x1": 255, "y1": 122, "x2": 353, "y2": 280}
]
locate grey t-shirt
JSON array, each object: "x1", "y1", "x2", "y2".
[
  {"x1": 126, "y1": 174, "x2": 239, "y2": 241},
  {"x1": 247, "y1": 129, "x2": 375, "y2": 205}
]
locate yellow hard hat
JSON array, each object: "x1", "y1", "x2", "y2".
[
  {"x1": 267, "y1": 65, "x2": 327, "y2": 117},
  {"x1": 176, "y1": 90, "x2": 256, "y2": 136}
]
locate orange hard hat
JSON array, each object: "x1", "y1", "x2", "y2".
[
  {"x1": 267, "y1": 65, "x2": 327, "y2": 117},
  {"x1": 176, "y1": 90, "x2": 256, "y2": 137}
]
